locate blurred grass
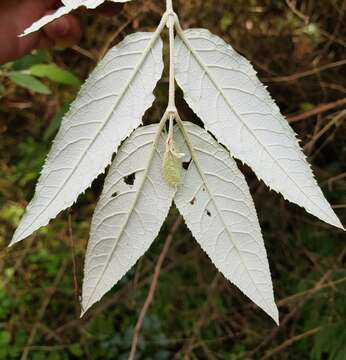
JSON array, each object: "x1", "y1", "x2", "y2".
[{"x1": 0, "y1": 0, "x2": 345, "y2": 359}]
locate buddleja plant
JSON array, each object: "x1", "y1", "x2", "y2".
[{"x1": 11, "y1": 0, "x2": 343, "y2": 324}]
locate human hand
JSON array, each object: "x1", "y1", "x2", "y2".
[{"x1": 0, "y1": 0, "x2": 123, "y2": 65}]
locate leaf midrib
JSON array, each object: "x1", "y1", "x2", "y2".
[
  {"x1": 16, "y1": 33, "x2": 162, "y2": 240},
  {"x1": 177, "y1": 30, "x2": 335, "y2": 224},
  {"x1": 176, "y1": 123, "x2": 275, "y2": 316},
  {"x1": 83, "y1": 125, "x2": 168, "y2": 311}
]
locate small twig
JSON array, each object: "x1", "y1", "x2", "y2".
[
  {"x1": 249, "y1": 246, "x2": 346, "y2": 357},
  {"x1": 23, "y1": 344, "x2": 73, "y2": 352},
  {"x1": 318, "y1": 1, "x2": 345, "y2": 59},
  {"x1": 261, "y1": 327, "x2": 321, "y2": 360},
  {"x1": 71, "y1": 45, "x2": 96, "y2": 61},
  {"x1": 98, "y1": 12, "x2": 140, "y2": 61},
  {"x1": 68, "y1": 213, "x2": 80, "y2": 311},
  {"x1": 287, "y1": 98, "x2": 346, "y2": 123},
  {"x1": 264, "y1": 59, "x2": 346, "y2": 83},
  {"x1": 319, "y1": 29, "x2": 346, "y2": 49},
  {"x1": 277, "y1": 275, "x2": 346, "y2": 307},
  {"x1": 285, "y1": 0, "x2": 309, "y2": 24},
  {"x1": 21, "y1": 260, "x2": 68, "y2": 360},
  {"x1": 53, "y1": 235, "x2": 194, "y2": 336},
  {"x1": 326, "y1": 172, "x2": 346, "y2": 187},
  {"x1": 332, "y1": 204, "x2": 346, "y2": 209},
  {"x1": 2, "y1": 236, "x2": 35, "y2": 288},
  {"x1": 304, "y1": 109, "x2": 345, "y2": 152},
  {"x1": 128, "y1": 216, "x2": 182, "y2": 360},
  {"x1": 36, "y1": 323, "x2": 63, "y2": 344},
  {"x1": 174, "y1": 274, "x2": 220, "y2": 359}
]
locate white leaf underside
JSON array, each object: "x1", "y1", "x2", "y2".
[
  {"x1": 20, "y1": 0, "x2": 131, "y2": 36},
  {"x1": 175, "y1": 29, "x2": 343, "y2": 230},
  {"x1": 11, "y1": 31, "x2": 163, "y2": 245},
  {"x1": 174, "y1": 122, "x2": 278, "y2": 324},
  {"x1": 82, "y1": 124, "x2": 175, "y2": 315}
]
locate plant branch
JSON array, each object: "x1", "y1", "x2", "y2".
[
  {"x1": 128, "y1": 216, "x2": 182, "y2": 360},
  {"x1": 166, "y1": 0, "x2": 173, "y2": 12},
  {"x1": 175, "y1": 274, "x2": 220, "y2": 359},
  {"x1": 287, "y1": 97, "x2": 346, "y2": 123},
  {"x1": 21, "y1": 260, "x2": 68, "y2": 360},
  {"x1": 264, "y1": 59, "x2": 346, "y2": 83},
  {"x1": 262, "y1": 327, "x2": 321, "y2": 360},
  {"x1": 166, "y1": 1, "x2": 176, "y2": 112}
]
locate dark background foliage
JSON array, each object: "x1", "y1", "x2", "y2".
[{"x1": 0, "y1": 0, "x2": 345, "y2": 359}]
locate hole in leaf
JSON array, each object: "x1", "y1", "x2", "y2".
[
  {"x1": 190, "y1": 197, "x2": 196, "y2": 205},
  {"x1": 124, "y1": 172, "x2": 136, "y2": 186},
  {"x1": 182, "y1": 160, "x2": 191, "y2": 170},
  {"x1": 111, "y1": 191, "x2": 118, "y2": 198},
  {"x1": 206, "y1": 209, "x2": 211, "y2": 217},
  {"x1": 202, "y1": 187, "x2": 206, "y2": 192}
]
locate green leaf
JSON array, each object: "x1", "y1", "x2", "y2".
[
  {"x1": 11, "y1": 50, "x2": 50, "y2": 71},
  {"x1": 30, "y1": 64, "x2": 81, "y2": 86},
  {"x1": 43, "y1": 103, "x2": 71, "y2": 140},
  {"x1": 9, "y1": 72, "x2": 51, "y2": 94}
]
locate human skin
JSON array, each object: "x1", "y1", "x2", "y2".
[{"x1": 0, "y1": 0, "x2": 122, "y2": 64}]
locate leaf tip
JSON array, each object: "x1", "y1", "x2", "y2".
[
  {"x1": 80, "y1": 306, "x2": 88, "y2": 318},
  {"x1": 323, "y1": 211, "x2": 344, "y2": 231},
  {"x1": 272, "y1": 307, "x2": 280, "y2": 326},
  {"x1": 333, "y1": 217, "x2": 345, "y2": 231},
  {"x1": 261, "y1": 301, "x2": 279, "y2": 326},
  {"x1": 80, "y1": 297, "x2": 92, "y2": 318},
  {"x1": 9, "y1": 230, "x2": 25, "y2": 247},
  {"x1": 8, "y1": 240, "x2": 16, "y2": 248}
]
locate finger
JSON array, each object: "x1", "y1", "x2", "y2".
[
  {"x1": 43, "y1": 14, "x2": 82, "y2": 47},
  {"x1": 44, "y1": 0, "x2": 62, "y2": 10},
  {"x1": 0, "y1": 0, "x2": 64, "y2": 63}
]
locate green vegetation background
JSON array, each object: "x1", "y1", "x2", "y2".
[{"x1": 0, "y1": 0, "x2": 345, "y2": 359}]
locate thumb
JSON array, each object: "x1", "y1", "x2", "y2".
[{"x1": 42, "y1": 12, "x2": 81, "y2": 48}]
